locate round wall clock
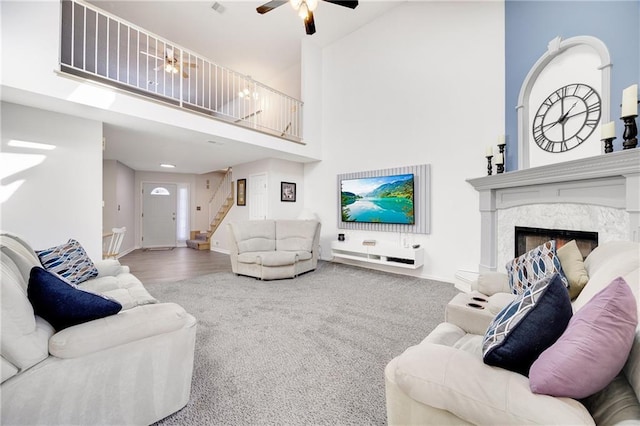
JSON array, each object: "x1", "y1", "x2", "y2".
[{"x1": 532, "y1": 83, "x2": 601, "y2": 153}]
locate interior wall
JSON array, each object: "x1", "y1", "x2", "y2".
[
  {"x1": 267, "y1": 159, "x2": 305, "y2": 220},
  {"x1": 212, "y1": 158, "x2": 306, "y2": 252},
  {"x1": 266, "y1": 62, "x2": 302, "y2": 101},
  {"x1": 115, "y1": 161, "x2": 136, "y2": 253},
  {"x1": 103, "y1": 159, "x2": 139, "y2": 255},
  {"x1": 103, "y1": 159, "x2": 118, "y2": 234},
  {"x1": 301, "y1": 39, "x2": 323, "y2": 157},
  {"x1": 1, "y1": 102, "x2": 103, "y2": 259},
  {"x1": 212, "y1": 159, "x2": 267, "y2": 251},
  {"x1": 194, "y1": 171, "x2": 225, "y2": 232},
  {"x1": 304, "y1": 1, "x2": 505, "y2": 283},
  {"x1": 504, "y1": 0, "x2": 640, "y2": 170}
]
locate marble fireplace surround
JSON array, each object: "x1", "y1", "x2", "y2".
[{"x1": 467, "y1": 149, "x2": 640, "y2": 272}]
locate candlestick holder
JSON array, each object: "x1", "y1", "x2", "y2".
[
  {"x1": 621, "y1": 115, "x2": 638, "y2": 150},
  {"x1": 497, "y1": 143, "x2": 506, "y2": 172},
  {"x1": 486, "y1": 155, "x2": 493, "y2": 176},
  {"x1": 496, "y1": 163, "x2": 504, "y2": 174},
  {"x1": 602, "y1": 137, "x2": 616, "y2": 153}
]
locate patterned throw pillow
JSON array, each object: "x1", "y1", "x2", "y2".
[
  {"x1": 505, "y1": 240, "x2": 568, "y2": 295},
  {"x1": 36, "y1": 239, "x2": 99, "y2": 284},
  {"x1": 482, "y1": 273, "x2": 573, "y2": 376}
]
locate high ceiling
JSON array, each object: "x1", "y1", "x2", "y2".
[{"x1": 86, "y1": 0, "x2": 402, "y2": 174}]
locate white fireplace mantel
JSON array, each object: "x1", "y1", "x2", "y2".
[{"x1": 467, "y1": 149, "x2": 640, "y2": 271}]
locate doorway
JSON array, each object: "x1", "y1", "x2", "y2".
[
  {"x1": 249, "y1": 173, "x2": 267, "y2": 220},
  {"x1": 142, "y1": 183, "x2": 177, "y2": 248}
]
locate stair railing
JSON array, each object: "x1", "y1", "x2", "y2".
[{"x1": 208, "y1": 169, "x2": 233, "y2": 231}]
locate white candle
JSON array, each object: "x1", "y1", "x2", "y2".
[
  {"x1": 621, "y1": 84, "x2": 638, "y2": 117},
  {"x1": 498, "y1": 134, "x2": 506, "y2": 144},
  {"x1": 601, "y1": 121, "x2": 615, "y2": 140},
  {"x1": 494, "y1": 153, "x2": 504, "y2": 164},
  {"x1": 486, "y1": 145, "x2": 493, "y2": 156}
]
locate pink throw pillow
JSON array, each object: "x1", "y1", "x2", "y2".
[{"x1": 529, "y1": 277, "x2": 638, "y2": 399}]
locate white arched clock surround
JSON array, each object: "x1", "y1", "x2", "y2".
[{"x1": 517, "y1": 36, "x2": 611, "y2": 169}]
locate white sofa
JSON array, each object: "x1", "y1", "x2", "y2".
[
  {"x1": 228, "y1": 220, "x2": 321, "y2": 280},
  {"x1": 1, "y1": 232, "x2": 197, "y2": 425},
  {"x1": 385, "y1": 241, "x2": 640, "y2": 425}
]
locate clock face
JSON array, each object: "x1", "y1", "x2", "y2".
[{"x1": 532, "y1": 83, "x2": 601, "y2": 153}]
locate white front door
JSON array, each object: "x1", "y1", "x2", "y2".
[
  {"x1": 249, "y1": 173, "x2": 267, "y2": 220},
  {"x1": 142, "y1": 183, "x2": 177, "y2": 248}
]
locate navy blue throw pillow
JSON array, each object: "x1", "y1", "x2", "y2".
[
  {"x1": 482, "y1": 273, "x2": 572, "y2": 376},
  {"x1": 27, "y1": 267, "x2": 122, "y2": 331}
]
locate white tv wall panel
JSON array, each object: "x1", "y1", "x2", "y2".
[{"x1": 336, "y1": 164, "x2": 430, "y2": 234}]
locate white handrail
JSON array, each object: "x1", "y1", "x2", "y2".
[{"x1": 60, "y1": 0, "x2": 303, "y2": 141}]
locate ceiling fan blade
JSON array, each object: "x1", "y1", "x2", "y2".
[
  {"x1": 304, "y1": 11, "x2": 316, "y2": 35},
  {"x1": 322, "y1": 0, "x2": 358, "y2": 9},
  {"x1": 256, "y1": 0, "x2": 287, "y2": 14}
]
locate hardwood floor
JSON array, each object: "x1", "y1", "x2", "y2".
[{"x1": 119, "y1": 247, "x2": 232, "y2": 285}]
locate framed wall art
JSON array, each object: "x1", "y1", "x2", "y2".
[
  {"x1": 237, "y1": 179, "x2": 246, "y2": 206},
  {"x1": 281, "y1": 182, "x2": 296, "y2": 202}
]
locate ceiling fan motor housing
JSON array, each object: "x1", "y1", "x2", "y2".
[{"x1": 256, "y1": 0, "x2": 358, "y2": 35}]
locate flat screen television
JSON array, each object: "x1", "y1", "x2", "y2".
[{"x1": 340, "y1": 173, "x2": 415, "y2": 224}]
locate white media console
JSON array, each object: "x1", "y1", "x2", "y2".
[{"x1": 330, "y1": 240, "x2": 424, "y2": 269}]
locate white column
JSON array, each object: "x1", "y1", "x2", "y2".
[
  {"x1": 625, "y1": 173, "x2": 640, "y2": 242},
  {"x1": 478, "y1": 189, "x2": 497, "y2": 271}
]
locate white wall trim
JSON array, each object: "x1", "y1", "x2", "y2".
[{"x1": 516, "y1": 35, "x2": 612, "y2": 169}]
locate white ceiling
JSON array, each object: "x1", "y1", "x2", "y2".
[{"x1": 85, "y1": 0, "x2": 402, "y2": 174}]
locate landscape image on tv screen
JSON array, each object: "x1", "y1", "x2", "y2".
[{"x1": 341, "y1": 174, "x2": 415, "y2": 224}]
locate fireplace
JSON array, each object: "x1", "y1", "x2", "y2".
[
  {"x1": 515, "y1": 226, "x2": 598, "y2": 259},
  {"x1": 466, "y1": 149, "x2": 639, "y2": 272}
]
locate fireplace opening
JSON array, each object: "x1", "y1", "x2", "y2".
[{"x1": 515, "y1": 226, "x2": 598, "y2": 259}]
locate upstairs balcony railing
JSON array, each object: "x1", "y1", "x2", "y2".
[{"x1": 60, "y1": 0, "x2": 303, "y2": 142}]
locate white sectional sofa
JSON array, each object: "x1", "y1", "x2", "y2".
[
  {"x1": 385, "y1": 241, "x2": 640, "y2": 425},
  {"x1": 228, "y1": 220, "x2": 321, "y2": 280},
  {"x1": 1, "y1": 232, "x2": 197, "y2": 425}
]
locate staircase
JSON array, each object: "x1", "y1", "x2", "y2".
[{"x1": 186, "y1": 169, "x2": 234, "y2": 250}]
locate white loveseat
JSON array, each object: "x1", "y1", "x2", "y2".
[
  {"x1": 385, "y1": 241, "x2": 640, "y2": 425},
  {"x1": 1, "y1": 232, "x2": 197, "y2": 425},
  {"x1": 228, "y1": 220, "x2": 321, "y2": 280}
]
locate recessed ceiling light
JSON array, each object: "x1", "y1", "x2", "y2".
[{"x1": 160, "y1": 163, "x2": 176, "y2": 168}]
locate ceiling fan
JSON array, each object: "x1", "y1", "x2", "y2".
[
  {"x1": 256, "y1": 0, "x2": 358, "y2": 35},
  {"x1": 140, "y1": 48, "x2": 196, "y2": 79}
]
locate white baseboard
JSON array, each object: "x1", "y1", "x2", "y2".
[
  {"x1": 116, "y1": 247, "x2": 135, "y2": 259},
  {"x1": 211, "y1": 247, "x2": 230, "y2": 255}
]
